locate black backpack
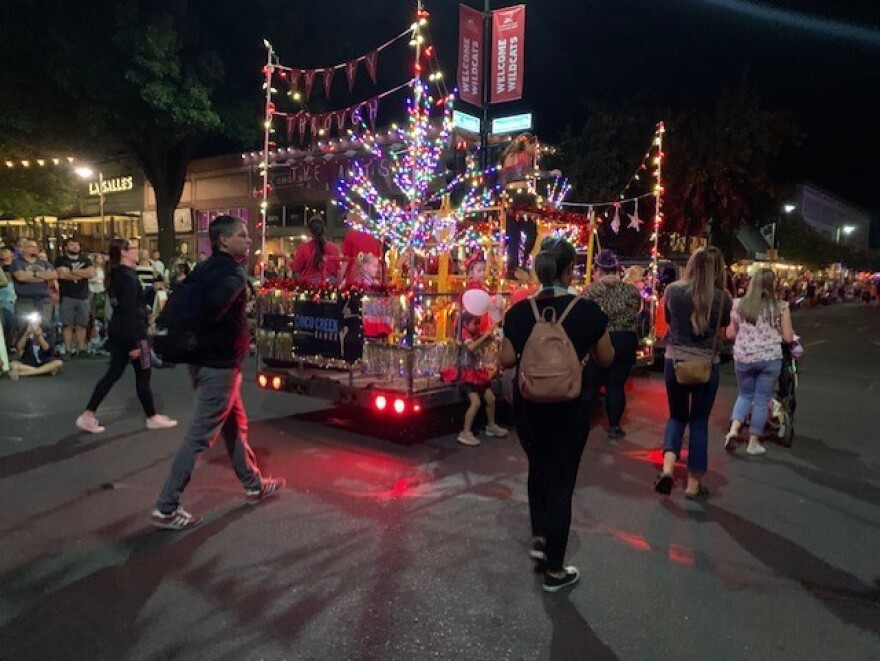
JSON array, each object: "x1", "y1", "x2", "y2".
[{"x1": 153, "y1": 278, "x2": 205, "y2": 364}]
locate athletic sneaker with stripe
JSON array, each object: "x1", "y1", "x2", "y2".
[
  {"x1": 151, "y1": 506, "x2": 202, "y2": 530},
  {"x1": 245, "y1": 476, "x2": 286, "y2": 504}
]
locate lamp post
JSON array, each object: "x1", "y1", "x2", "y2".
[
  {"x1": 75, "y1": 167, "x2": 106, "y2": 248},
  {"x1": 835, "y1": 224, "x2": 855, "y2": 244}
]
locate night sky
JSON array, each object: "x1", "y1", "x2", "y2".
[{"x1": 254, "y1": 0, "x2": 880, "y2": 222}]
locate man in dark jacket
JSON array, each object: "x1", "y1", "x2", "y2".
[{"x1": 152, "y1": 216, "x2": 285, "y2": 530}]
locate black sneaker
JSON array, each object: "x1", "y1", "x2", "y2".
[
  {"x1": 543, "y1": 566, "x2": 580, "y2": 593},
  {"x1": 608, "y1": 426, "x2": 626, "y2": 440},
  {"x1": 529, "y1": 539, "x2": 547, "y2": 561},
  {"x1": 246, "y1": 476, "x2": 286, "y2": 505},
  {"x1": 151, "y1": 507, "x2": 202, "y2": 531}
]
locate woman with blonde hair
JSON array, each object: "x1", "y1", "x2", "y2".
[
  {"x1": 655, "y1": 246, "x2": 731, "y2": 499},
  {"x1": 724, "y1": 268, "x2": 793, "y2": 455}
]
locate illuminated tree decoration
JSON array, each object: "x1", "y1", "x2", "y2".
[{"x1": 336, "y1": 79, "x2": 455, "y2": 251}]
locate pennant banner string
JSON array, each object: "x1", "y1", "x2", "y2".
[
  {"x1": 274, "y1": 26, "x2": 411, "y2": 74},
  {"x1": 273, "y1": 79, "x2": 413, "y2": 120}
]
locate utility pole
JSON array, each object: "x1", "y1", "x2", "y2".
[{"x1": 480, "y1": 0, "x2": 491, "y2": 171}]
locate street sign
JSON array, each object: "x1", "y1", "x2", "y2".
[
  {"x1": 453, "y1": 110, "x2": 481, "y2": 134},
  {"x1": 491, "y1": 112, "x2": 532, "y2": 135}
]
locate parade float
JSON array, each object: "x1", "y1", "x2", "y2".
[{"x1": 250, "y1": 7, "x2": 667, "y2": 439}]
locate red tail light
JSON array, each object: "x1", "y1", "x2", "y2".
[
  {"x1": 271, "y1": 376, "x2": 282, "y2": 390},
  {"x1": 258, "y1": 374, "x2": 268, "y2": 388},
  {"x1": 374, "y1": 395, "x2": 387, "y2": 411},
  {"x1": 393, "y1": 398, "x2": 406, "y2": 414}
]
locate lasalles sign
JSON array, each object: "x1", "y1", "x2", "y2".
[{"x1": 88, "y1": 175, "x2": 134, "y2": 196}]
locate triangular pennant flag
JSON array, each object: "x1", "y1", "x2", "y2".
[
  {"x1": 335, "y1": 109, "x2": 348, "y2": 131},
  {"x1": 323, "y1": 68, "x2": 335, "y2": 98},
  {"x1": 322, "y1": 114, "x2": 334, "y2": 133},
  {"x1": 297, "y1": 112, "x2": 308, "y2": 142},
  {"x1": 303, "y1": 70, "x2": 317, "y2": 100},
  {"x1": 345, "y1": 59, "x2": 359, "y2": 91},
  {"x1": 289, "y1": 69, "x2": 301, "y2": 93},
  {"x1": 364, "y1": 51, "x2": 378, "y2": 82},
  {"x1": 286, "y1": 116, "x2": 295, "y2": 142},
  {"x1": 310, "y1": 114, "x2": 320, "y2": 139},
  {"x1": 367, "y1": 98, "x2": 379, "y2": 130},
  {"x1": 351, "y1": 103, "x2": 364, "y2": 126}
]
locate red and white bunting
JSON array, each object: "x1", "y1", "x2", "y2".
[
  {"x1": 286, "y1": 116, "x2": 295, "y2": 141},
  {"x1": 367, "y1": 98, "x2": 379, "y2": 130},
  {"x1": 289, "y1": 69, "x2": 301, "y2": 93},
  {"x1": 309, "y1": 114, "x2": 320, "y2": 138},
  {"x1": 335, "y1": 109, "x2": 349, "y2": 131},
  {"x1": 303, "y1": 70, "x2": 317, "y2": 100},
  {"x1": 345, "y1": 59, "x2": 359, "y2": 91},
  {"x1": 297, "y1": 113, "x2": 308, "y2": 142},
  {"x1": 364, "y1": 50, "x2": 379, "y2": 83},
  {"x1": 323, "y1": 68, "x2": 335, "y2": 98}
]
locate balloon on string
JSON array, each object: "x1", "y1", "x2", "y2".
[{"x1": 462, "y1": 288, "x2": 491, "y2": 316}]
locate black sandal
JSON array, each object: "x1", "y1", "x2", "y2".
[
  {"x1": 684, "y1": 484, "x2": 709, "y2": 500},
  {"x1": 653, "y1": 473, "x2": 673, "y2": 495}
]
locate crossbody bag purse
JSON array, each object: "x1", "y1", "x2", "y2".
[{"x1": 674, "y1": 294, "x2": 723, "y2": 385}]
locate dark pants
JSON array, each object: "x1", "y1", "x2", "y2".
[
  {"x1": 515, "y1": 393, "x2": 591, "y2": 572},
  {"x1": 85, "y1": 339, "x2": 156, "y2": 417},
  {"x1": 156, "y1": 366, "x2": 262, "y2": 513},
  {"x1": 594, "y1": 330, "x2": 638, "y2": 427},
  {"x1": 662, "y1": 359, "x2": 720, "y2": 474},
  {"x1": 506, "y1": 215, "x2": 537, "y2": 275}
]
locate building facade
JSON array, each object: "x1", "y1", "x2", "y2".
[{"x1": 793, "y1": 183, "x2": 871, "y2": 251}]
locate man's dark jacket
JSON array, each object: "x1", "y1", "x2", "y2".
[{"x1": 190, "y1": 251, "x2": 249, "y2": 368}]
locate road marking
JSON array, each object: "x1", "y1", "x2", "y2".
[{"x1": 804, "y1": 339, "x2": 827, "y2": 347}]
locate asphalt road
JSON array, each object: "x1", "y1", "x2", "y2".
[{"x1": 1, "y1": 303, "x2": 878, "y2": 661}]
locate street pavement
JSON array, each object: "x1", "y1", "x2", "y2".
[{"x1": 0, "y1": 303, "x2": 878, "y2": 661}]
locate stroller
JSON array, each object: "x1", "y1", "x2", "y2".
[{"x1": 763, "y1": 340, "x2": 802, "y2": 447}]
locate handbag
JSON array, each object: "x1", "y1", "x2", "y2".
[{"x1": 674, "y1": 294, "x2": 723, "y2": 385}]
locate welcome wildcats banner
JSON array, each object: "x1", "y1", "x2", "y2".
[
  {"x1": 491, "y1": 4, "x2": 525, "y2": 104},
  {"x1": 457, "y1": 4, "x2": 484, "y2": 107}
]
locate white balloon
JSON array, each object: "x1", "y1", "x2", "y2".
[{"x1": 462, "y1": 289, "x2": 491, "y2": 316}]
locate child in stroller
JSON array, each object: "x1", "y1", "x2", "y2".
[{"x1": 763, "y1": 338, "x2": 803, "y2": 447}]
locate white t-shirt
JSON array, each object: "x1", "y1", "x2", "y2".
[{"x1": 89, "y1": 267, "x2": 105, "y2": 294}]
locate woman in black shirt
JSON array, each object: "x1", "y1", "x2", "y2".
[
  {"x1": 76, "y1": 239, "x2": 177, "y2": 434},
  {"x1": 501, "y1": 237, "x2": 614, "y2": 593}
]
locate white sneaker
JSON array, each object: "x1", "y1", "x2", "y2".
[
  {"x1": 746, "y1": 441, "x2": 767, "y2": 456},
  {"x1": 76, "y1": 414, "x2": 105, "y2": 434},
  {"x1": 724, "y1": 430, "x2": 738, "y2": 452},
  {"x1": 146, "y1": 414, "x2": 178, "y2": 430},
  {"x1": 485, "y1": 423, "x2": 509, "y2": 438},
  {"x1": 457, "y1": 431, "x2": 481, "y2": 446}
]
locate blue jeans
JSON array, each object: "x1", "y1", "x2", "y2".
[
  {"x1": 662, "y1": 359, "x2": 721, "y2": 475},
  {"x1": 732, "y1": 359, "x2": 782, "y2": 436}
]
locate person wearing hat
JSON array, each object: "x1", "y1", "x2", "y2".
[
  {"x1": 292, "y1": 215, "x2": 340, "y2": 285},
  {"x1": 584, "y1": 249, "x2": 642, "y2": 439}
]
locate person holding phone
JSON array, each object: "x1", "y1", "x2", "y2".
[
  {"x1": 76, "y1": 239, "x2": 177, "y2": 434},
  {"x1": 8, "y1": 313, "x2": 64, "y2": 379}
]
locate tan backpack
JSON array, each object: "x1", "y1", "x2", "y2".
[{"x1": 517, "y1": 297, "x2": 584, "y2": 403}]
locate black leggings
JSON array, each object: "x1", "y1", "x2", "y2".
[
  {"x1": 86, "y1": 339, "x2": 156, "y2": 417},
  {"x1": 596, "y1": 331, "x2": 638, "y2": 427},
  {"x1": 515, "y1": 395, "x2": 591, "y2": 572}
]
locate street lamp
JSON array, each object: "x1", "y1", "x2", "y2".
[
  {"x1": 835, "y1": 224, "x2": 855, "y2": 244},
  {"x1": 75, "y1": 166, "x2": 106, "y2": 247},
  {"x1": 783, "y1": 204, "x2": 796, "y2": 214}
]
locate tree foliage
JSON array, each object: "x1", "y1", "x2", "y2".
[
  {"x1": 0, "y1": 0, "x2": 259, "y2": 262},
  {"x1": 776, "y1": 213, "x2": 844, "y2": 269},
  {"x1": 663, "y1": 80, "x2": 800, "y2": 237}
]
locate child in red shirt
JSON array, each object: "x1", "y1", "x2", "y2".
[{"x1": 457, "y1": 311, "x2": 508, "y2": 447}]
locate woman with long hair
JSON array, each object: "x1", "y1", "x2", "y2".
[
  {"x1": 291, "y1": 215, "x2": 340, "y2": 285},
  {"x1": 75, "y1": 238, "x2": 177, "y2": 433},
  {"x1": 655, "y1": 246, "x2": 732, "y2": 499},
  {"x1": 501, "y1": 237, "x2": 614, "y2": 592},
  {"x1": 724, "y1": 268, "x2": 794, "y2": 455}
]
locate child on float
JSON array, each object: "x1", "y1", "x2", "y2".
[
  {"x1": 457, "y1": 310, "x2": 508, "y2": 446},
  {"x1": 350, "y1": 252, "x2": 380, "y2": 289}
]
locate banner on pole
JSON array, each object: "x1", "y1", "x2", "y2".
[
  {"x1": 457, "y1": 3, "x2": 484, "y2": 107},
  {"x1": 490, "y1": 4, "x2": 525, "y2": 104}
]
